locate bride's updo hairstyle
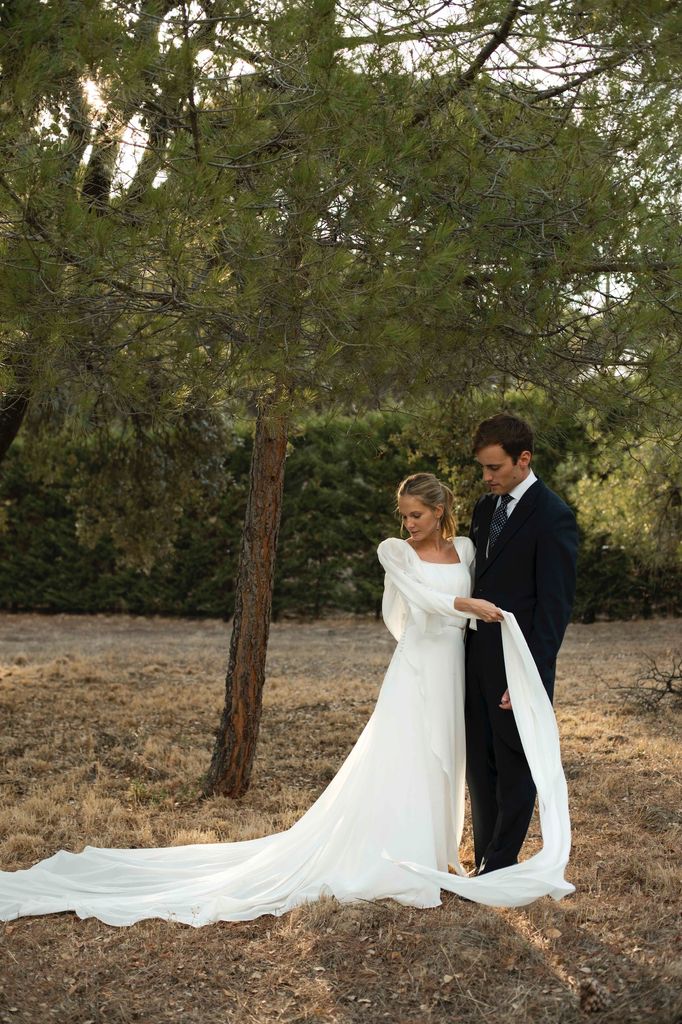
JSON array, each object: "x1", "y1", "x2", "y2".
[{"x1": 396, "y1": 473, "x2": 457, "y2": 540}]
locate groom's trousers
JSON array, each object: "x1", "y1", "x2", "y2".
[{"x1": 465, "y1": 628, "x2": 537, "y2": 873}]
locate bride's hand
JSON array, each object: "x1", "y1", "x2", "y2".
[
  {"x1": 454, "y1": 598, "x2": 504, "y2": 622},
  {"x1": 471, "y1": 599, "x2": 504, "y2": 622}
]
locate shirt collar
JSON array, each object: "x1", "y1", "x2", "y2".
[{"x1": 508, "y1": 468, "x2": 537, "y2": 503}]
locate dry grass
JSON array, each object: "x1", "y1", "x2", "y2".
[{"x1": 0, "y1": 613, "x2": 680, "y2": 1024}]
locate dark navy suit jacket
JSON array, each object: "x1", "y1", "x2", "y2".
[{"x1": 469, "y1": 478, "x2": 578, "y2": 698}]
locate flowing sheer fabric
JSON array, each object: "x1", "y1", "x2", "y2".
[{"x1": 0, "y1": 537, "x2": 573, "y2": 926}]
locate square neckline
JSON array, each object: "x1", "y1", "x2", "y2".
[{"x1": 404, "y1": 537, "x2": 462, "y2": 566}]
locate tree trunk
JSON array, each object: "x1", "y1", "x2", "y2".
[
  {"x1": 204, "y1": 395, "x2": 289, "y2": 797},
  {"x1": 0, "y1": 392, "x2": 29, "y2": 466}
]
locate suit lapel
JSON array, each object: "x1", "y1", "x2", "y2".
[
  {"x1": 477, "y1": 479, "x2": 541, "y2": 578},
  {"x1": 473, "y1": 496, "x2": 496, "y2": 581}
]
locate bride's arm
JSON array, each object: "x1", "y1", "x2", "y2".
[
  {"x1": 454, "y1": 595, "x2": 504, "y2": 622},
  {"x1": 377, "y1": 540, "x2": 502, "y2": 623}
]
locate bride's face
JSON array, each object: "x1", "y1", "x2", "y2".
[{"x1": 399, "y1": 495, "x2": 443, "y2": 543}]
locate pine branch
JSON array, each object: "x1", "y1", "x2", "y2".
[
  {"x1": 0, "y1": 172, "x2": 176, "y2": 309},
  {"x1": 412, "y1": 0, "x2": 524, "y2": 126},
  {"x1": 334, "y1": 17, "x2": 481, "y2": 52}
]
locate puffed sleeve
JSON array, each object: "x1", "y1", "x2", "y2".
[
  {"x1": 455, "y1": 535, "x2": 475, "y2": 568},
  {"x1": 378, "y1": 539, "x2": 409, "y2": 641}
]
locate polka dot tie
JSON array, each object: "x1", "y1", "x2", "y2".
[{"x1": 488, "y1": 493, "x2": 513, "y2": 550}]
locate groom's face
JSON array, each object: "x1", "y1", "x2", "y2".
[{"x1": 476, "y1": 444, "x2": 531, "y2": 495}]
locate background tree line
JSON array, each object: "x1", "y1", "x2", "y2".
[{"x1": 2, "y1": 400, "x2": 679, "y2": 622}]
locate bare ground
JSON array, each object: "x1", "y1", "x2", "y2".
[{"x1": 0, "y1": 613, "x2": 680, "y2": 1024}]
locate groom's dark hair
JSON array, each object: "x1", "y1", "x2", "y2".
[{"x1": 473, "y1": 413, "x2": 534, "y2": 461}]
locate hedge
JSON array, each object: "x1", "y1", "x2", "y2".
[{"x1": 0, "y1": 414, "x2": 678, "y2": 620}]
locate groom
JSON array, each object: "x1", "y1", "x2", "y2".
[{"x1": 465, "y1": 413, "x2": 578, "y2": 874}]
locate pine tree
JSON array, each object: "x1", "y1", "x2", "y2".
[{"x1": 1, "y1": 0, "x2": 680, "y2": 793}]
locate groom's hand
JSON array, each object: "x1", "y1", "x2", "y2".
[{"x1": 499, "y1": 688, "x2": 512, "y2": 711}]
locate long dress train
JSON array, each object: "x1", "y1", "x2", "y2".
[{"x1": 0, "y1": 536, "x2": 573, "y2": 926}]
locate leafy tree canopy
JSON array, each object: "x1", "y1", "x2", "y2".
[{"x1": 0, "y1": 0, "x2": 680, "y2": 553}]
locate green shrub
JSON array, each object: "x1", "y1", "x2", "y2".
[{"x1": 0, "y1": 412, "x2": 678, "y2": 620}]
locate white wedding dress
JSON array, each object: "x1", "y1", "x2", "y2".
[{"x1": 0, "y1": 537, "x2": 574, "y2": 926}]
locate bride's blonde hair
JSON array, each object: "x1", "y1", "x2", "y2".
[{"x1": 396, "y1": 472, "x2": 457, "y2": 540}]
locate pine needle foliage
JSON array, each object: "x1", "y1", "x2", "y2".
[{"x1": 0, "y1": 0, "x2": 680, "y2": 446}]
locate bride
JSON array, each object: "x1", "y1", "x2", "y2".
[{"x1": 0, "y1": 473, "x2": 573, "y2": 927}]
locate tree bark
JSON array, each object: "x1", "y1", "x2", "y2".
[
  {"x1": 204, "y1": 394, "x2": 289, "y2": 797},
  {"x1": 0, "y1": 391, "x2": 29, "y2": 466}
]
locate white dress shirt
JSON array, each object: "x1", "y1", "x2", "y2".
[
  {"x1": 500, "y1": 468, "x2": 537, "y2": 517},
  {"x1": 485, "y1": 469, "x2": 537, "y2": 559}
]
